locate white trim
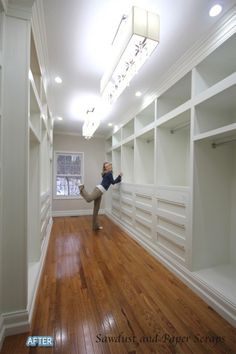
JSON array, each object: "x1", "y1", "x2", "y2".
[
  {"x1": 0, "y1": 310, "x2": 30, "y2": 350},
  {"x1": 52, "y1": 209, "x2": 105, "y2": 218},
  {"x1": 106, "y1": 211, "x2": 236, "y2": 327}
]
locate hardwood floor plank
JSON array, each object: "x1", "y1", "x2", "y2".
[{"x1": 1, "y1": 215, "x2": 236, "y2": 354}]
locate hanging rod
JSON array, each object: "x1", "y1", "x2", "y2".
[
  {"x1": 170, "y1": 122, "x2": 190, "y2": 134},
  {"x1": 111, "y1": 15, "x2": 127, "y2": 45},
  {"x1": 212, "y1": 137, "x2": 236, "y2": 148}
]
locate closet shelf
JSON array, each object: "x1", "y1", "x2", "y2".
[
  {"x1": 194, "y1": 123, "x2": 236, "y2": 142},
  {"x1": 135, "y1": 122, "x2": 155, "y2": 138},
  {"x1": 156, "y1": 100, "x2": 191, "y2": 128},
  {"x1": 193, "y1": 72, "x2": 236, "y2": 107}
]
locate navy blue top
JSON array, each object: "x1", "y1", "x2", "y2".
[{"x1": 100, "y1": 171, "x2": 122, "y2": 191}]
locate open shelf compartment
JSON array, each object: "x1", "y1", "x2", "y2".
[
  {"x1": 135, "y1": 101, "x2": 155, "y2": 133},
  {"x1": 192, "y1": 138, "x2": 236, "y2": 304},
  {"x1": 121, "y1": 139, "x2": 134, "y2": 183},
  {"x1": 157, "y1": 110, "x2": 191, "y2": 187},
  {"x1": 193, "y1": 33, "x2": 236, "y2": 95},
  {"x1": 135, "y1": 129, "x2": 155, "y2": 185},
  {"x1": 157, "y1": 72, "x2": 191, "y2": 119},
  {"x1": 194, "y1": 84, "x2": 236, "y2": 136}
]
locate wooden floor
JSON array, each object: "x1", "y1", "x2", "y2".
[{"x1": 1, "y1": 215, "x2": 236, "y2": 354}]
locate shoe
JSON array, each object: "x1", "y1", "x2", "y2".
[
  {"x1": 79, "y1": 184, "x2": 84, "y2": 192},
  {"x1": 93, "y1": 226, "x2": 103, "y2": 231}
]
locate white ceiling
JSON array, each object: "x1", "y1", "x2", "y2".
[{"x1": 42, "y1": 0, "x2": 236, "y2": 137}]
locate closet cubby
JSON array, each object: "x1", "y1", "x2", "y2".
[
  {"x1": 193, "y1": 33, "x2": 236, "y2": 95},
  {"x1": 192, "y1": 139, "x2": 236, "y2": 304},
  {"x1": 105, "y1": 136, "x2": 112, "y2": 151},
  {"x1": 135, "y1": 129, "x2": 154, "y2": 184},
  {"x1": 135, "y1": 101, "x2": 155, "y2": 132},
  {"x1": 157, "y1": 110, "x2": 190, "y2": 187},
  {"x1": 194, "y1": 84, "x2": 236, "y2": 137},
  {"x1": 29, "y1": 83, "x2": 41, "y2": 141},
  {"x1": 112, "y1": 128, "x2": 121, "y2": 146},
  {"x1": 156, "y1": 72, "x2": 191, "y2": 119},
  {"x1": 112, "y1": 147, "x2": 121, "y2": 177},
  {"x1": 121, "y1": 140, "x2": 134, "y2": 183},
  {"x1": 123, "y1": 118, "x2": 134, "y2": 139},
  {"x1": 30, "y1": 31, "x2": 41, "y2": 96},
  {"x1": 28, "y1": 138, "x2": 40, "y2": 262}
]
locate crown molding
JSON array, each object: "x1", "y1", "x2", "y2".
[
  {"x1": 121, "y1": 5, "x2": 236, "y2": 125},
  {"x1": 6, "y1": 0, "x2": 35, "y2": 20}
]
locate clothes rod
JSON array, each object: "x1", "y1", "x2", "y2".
[
  {"x1": 111, "y1": 15, "x2": 127, "y2": 45},
  {"x1": 212, "y1": 137, "x2": 236, "y2": 148},
  {"x1": 170, "y1": 122, "x2": 190, "y2": 134}
]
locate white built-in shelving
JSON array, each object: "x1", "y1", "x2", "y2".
[
  {"x1": 28, "y1": 29, "x2": 53, "y2": 314},
  {"x1": 105, "y1": 27, "x2": 236, "y2": 326}
]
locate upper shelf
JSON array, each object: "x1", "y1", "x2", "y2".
[{"x1": 193, "y1": 33, "x2": 236, "y2": 96}]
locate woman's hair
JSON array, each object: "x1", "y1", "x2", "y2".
[{"x1": 102, "y1": 162, "x2": 111, "y2": 176}]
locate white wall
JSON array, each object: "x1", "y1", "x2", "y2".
[{"x1": 52, "y1": 133, "x2": 105, "y2": 215}]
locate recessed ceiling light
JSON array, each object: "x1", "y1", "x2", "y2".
[
  {"x1": 55, "y1": 76, "x2": 62, "y2": 84},
  {"x1": 108, "y1": 123, "x2": 113, "y2": 127},
  {"x1": 135, "y1": 91, "x2": 142, "y2": 97},
  {"x1": 209, "y1": 4, "x2": 222, "y2": 17},
  {"x1": 57, "y1": 116, "x2": 63, "y2": 121}
]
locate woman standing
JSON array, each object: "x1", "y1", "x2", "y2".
[{"x1": 79, "y1": 162, "x2": 122, "y2": 230}]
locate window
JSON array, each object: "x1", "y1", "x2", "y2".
[{"x1": 54, "y1": 152, "x2": 84, "y2": 198}]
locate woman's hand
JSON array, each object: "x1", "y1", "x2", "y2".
[{"x1": 119, "y1": 172, "x2": 123, "y2": 177}]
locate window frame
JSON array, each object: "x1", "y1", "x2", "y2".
[{"x1": 53, "y1": 150, "x2": 84, "y2": 200}]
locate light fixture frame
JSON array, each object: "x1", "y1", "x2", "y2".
[{"x1": 100, "y1": 6, "x2": 160, "y2": 104}]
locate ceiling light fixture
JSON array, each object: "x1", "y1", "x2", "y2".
[
  {"x1": 209, "y1": 4, "x2": 222, "y2": 17},
  {"x1": 135, "y1": 91, "x2": 142, "y2": 97},
  {"x1": 82, "y1": 107, "x2": 100, "y2": 139},
  {"x1": 108, "y1": 122, "x2": 113, "y2": 127},
  {"x1": 57, "y1": 116, "x2": 63, "y2": 121},
  {"x1": 100, "y1": 6, "x2": 160, "y2": 104},
  {"x1": 55, "y1": 76, "x2": 62, "y2": 84}
]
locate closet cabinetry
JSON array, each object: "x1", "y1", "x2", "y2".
[
  {"x1": 28, "y1": 30, "x2": 53, "y2": 309},
  {"x1": 105, "y1": 28, "x2": 236, "y2": 326},
  {"x1": 0, "y1": 2, "x2": 53, "y2": 342}
]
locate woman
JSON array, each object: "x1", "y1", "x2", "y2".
[{"x1": 79, "y1": 162, "x2": 122, "y2": 231}]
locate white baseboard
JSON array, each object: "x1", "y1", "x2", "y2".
[
  {"x1": 0, "y1": 310, "x2": 30, "y2": 350},
  {"x1": 52, "y1": 209, "x2": 105, "y2": 217},
  {"x1": 106, "y1": 211, "x2": 236, "y2": 327}
]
